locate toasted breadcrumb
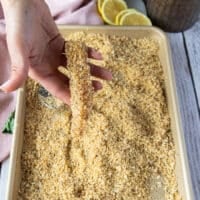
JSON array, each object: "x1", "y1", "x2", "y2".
[
  {"x1": 66, "y1": 41, "x2": 93, "y2": 135},
  {"x1": 18, "y1": 32, "x2": 182, "y2": 200}
]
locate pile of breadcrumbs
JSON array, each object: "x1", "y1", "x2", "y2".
[{"x1": 18, "y1": 32, "x2": 182, "y2": 200}]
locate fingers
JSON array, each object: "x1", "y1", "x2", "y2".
[
  {"x1": 88, "y1": 47, "x2": 103, "y2": 60},
  {"x1": 92, "y1": 80, "x2": 102, "y2": 91},
  {"x1": 31, "y1": 69, "x2": 103, "y2": 105},
  {"x1": 87, "y1": 48, "x2": 112, "y2": 80},
  {"x1": 64, "y1": 45, "x2": 112, "y2": 81},
  {"x1": 90, "y1": 64, "x2": 112, "y2": 80},
  {"x1": 0, "y1": 35, "x2": 29, "y2": 92},
  {"x1": 31, "y1": 70, "x2": 71, "y2": 105}
]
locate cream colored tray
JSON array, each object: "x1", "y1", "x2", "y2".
[{"x1": 6, "y1": 26, "x2": 194, "y2": 200}]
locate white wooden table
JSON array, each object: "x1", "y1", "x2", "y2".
[{"x1": 0, "y1": 20, "x2": 200, "y2": 199}]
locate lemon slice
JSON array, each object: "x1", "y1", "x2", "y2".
[
  {"x1": 119, "y1": 11, "x2": 152, "y2": 25},
  {"x1": 115, "y1": 9, "x2": 137, "y2": 25},
  {"x1": 101, "y1": 0, "x2": 127, "y2": 25},
  {"x1": 97, "y1": 0, "x2": 104, "y2": 14}
]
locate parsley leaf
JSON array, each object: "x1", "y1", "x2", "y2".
[{"x1": 2, "y1": 111, "x2": 15, "y2": 134}]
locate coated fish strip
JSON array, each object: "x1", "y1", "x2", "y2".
[{"x1": 65, "y1": 41, "x2": 93, "y2": 135}]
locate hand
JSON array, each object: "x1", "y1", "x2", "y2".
[{"x1": 0, "y1": 0, "x2": 112, "y2": 104}]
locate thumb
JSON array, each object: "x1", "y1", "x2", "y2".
[{"x1": 0, "y1": 35, "x2": 29, "y2": 92}]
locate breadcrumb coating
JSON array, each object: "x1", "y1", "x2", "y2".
[{"x1": 18, "y1": 32, "x2": 182, "y2": 200}]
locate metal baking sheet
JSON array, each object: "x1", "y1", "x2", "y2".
[{"x1": 5, "y1": 26, "x2": 194, "y2": 200}]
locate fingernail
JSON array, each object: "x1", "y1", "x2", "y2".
[
  {"x1": 0, "y1": 85, "x2": 5, "y2": 93},
  {"x1": 65, "y1": 98, "x2": 71, "y2": 105},
  {"x1": 94, "y1": 82, "x2": 103, "y2": 91},
  {"x1": 0, "y1": 80, "x2": 12, "y2": 93},
  {"x1": 0, "y1": 82, "x2": 8, "y2": 93},
  {"x1": 108, "y1": 72, "x2": 113, "y2": 81}
]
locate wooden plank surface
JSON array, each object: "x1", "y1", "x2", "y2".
[
  {"x1": 168, "y1": 33, "x2": 200, "y2": 200},
  {"x1": 0, "y1": 158, "x2": 10, "y2": 200},
  {"x1": 183, "y1": 16, "x2": 200, "y2": 111}
]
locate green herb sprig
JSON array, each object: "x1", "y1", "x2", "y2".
[{"x1": 2, "y1": 111, "x2": 15, "y2": 134}]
